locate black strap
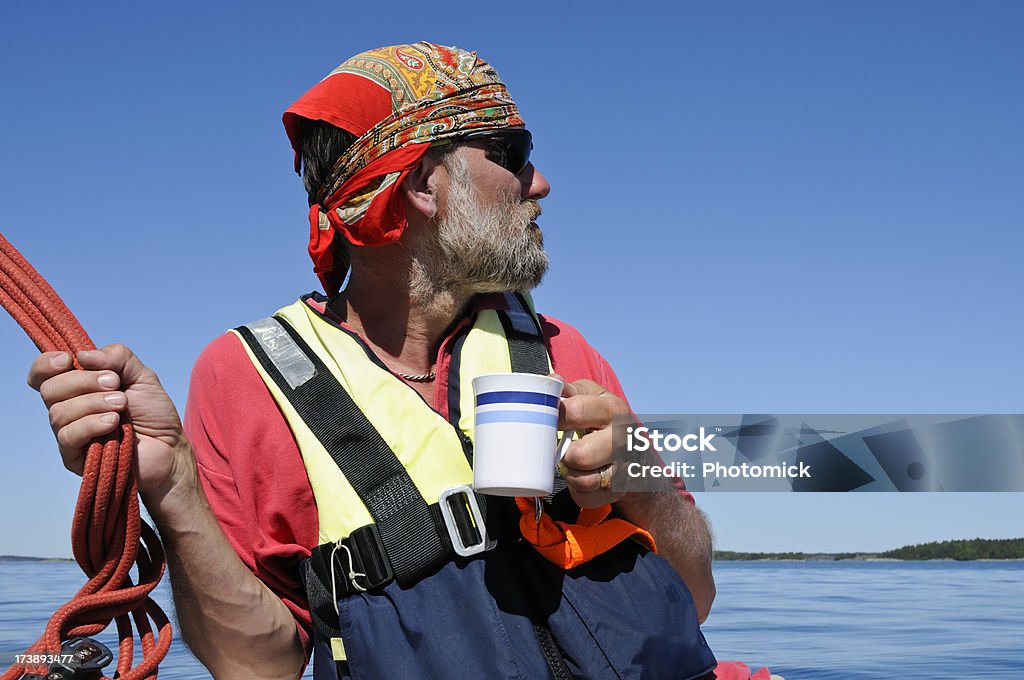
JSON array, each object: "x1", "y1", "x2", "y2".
[
  {"x1": 499, "y1": 292, "x2": 549, "y2": 375},
  {"x1": 498, "y1": 294, "x2": 570, "y2": 499},
  {"x1": 299, "y1": 552, "x2": 343, "y2": 639},
  {"x1": 237, "y1": 318, "x2": 449, "y2": 586}
]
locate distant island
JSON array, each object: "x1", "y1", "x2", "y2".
[
  {"x1": 715, "y1": 538, "x2": 1024, "y2": 561},
  {"x1": 0, "y1": 555, "x2": 74, "y2": 563}
]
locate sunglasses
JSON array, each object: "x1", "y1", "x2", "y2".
[{"x1": 441, "y1": 128, "x2": 534, "y2": 175}]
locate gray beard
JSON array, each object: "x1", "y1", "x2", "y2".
[{"x1": 409, "y1": 153, "x2": 548, "y2": 307}]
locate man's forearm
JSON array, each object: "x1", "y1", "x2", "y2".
[
  {"x1": 614, "y1": 486, "x2": 716, "y2": 623},
  {"x1": 143, "y1": 441, "x2": 306, "y2": 680}
]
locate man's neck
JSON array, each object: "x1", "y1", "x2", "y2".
[{"x1": 329, "y1": 251, "x2": 471, "y2": 376}]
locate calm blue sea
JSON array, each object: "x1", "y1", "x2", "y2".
[
  {"x1": 1, "y1": 560, "x2": 1022, "y2": 678},
  {"x1": 703, "y1": 561, "x2": 1024, "y2": 679}
]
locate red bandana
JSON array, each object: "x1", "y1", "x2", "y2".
[{"x1": 283, "y1": 42, "x2": 526, "y2": 295}]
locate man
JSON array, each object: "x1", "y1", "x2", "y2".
[{"x1": 30, "y1": 42, "x2": 729, "y2": 679}]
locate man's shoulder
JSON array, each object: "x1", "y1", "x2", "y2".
[
  {"x1": 191, "y1": 331, "x2": 253, "y2": 390},
  {"x1": 192, "y1": 296, "x2": 322, "y2": 377},
  {"x1": 538, "y1": 313, "x2": 595, "y2": 353},
  {"x1": 537, "y1": 313, "x2": 624, "y2": 397}
]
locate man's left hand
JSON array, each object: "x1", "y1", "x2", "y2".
[{"x1": 555, "y1": 376, "x2": 630, "y2": 508}]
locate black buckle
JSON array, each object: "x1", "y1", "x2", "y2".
[{"x1": 336, "y1": 524, "x2": 394, "y2": 593}]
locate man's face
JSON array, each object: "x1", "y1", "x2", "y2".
[{"x1": 419, "y1": 139, "x2": 550, "y2": 295}]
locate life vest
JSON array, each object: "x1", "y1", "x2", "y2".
[{"x1": 234, "y1": 293, "x2": 717, "y2": 680}]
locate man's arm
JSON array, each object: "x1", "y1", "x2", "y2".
[
  {"x1": 613, "y1": 487, "x2": 716, "y2": 622},
  {"x1": 147, "y1": 441, "x2": 306, "y2": 679},
  {"x1": 29, "y1": 346, "x2": 306, "y2": 679},
  {"x1": 556, "y1": 377, "x2": 716, "y2": 622}
]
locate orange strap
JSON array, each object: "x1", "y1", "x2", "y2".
[{"x1": 515, "y1": 497, "x2": 656, "y2": 570}]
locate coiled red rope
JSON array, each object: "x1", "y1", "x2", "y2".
[{"x1": 0, "y1": 234, "x2": 171, "y2": 679}]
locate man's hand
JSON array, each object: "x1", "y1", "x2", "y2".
[
  {"x1": 556, "y1": 376, "x2": 630, "y2": 508},
  {"x1": 28, "y1": 344, "x2": 186, "y2": 502},
  {"x1": 555, "y1": 374, "x2": 716, "y2": 621},
  {"x1": 29, "y1": 345, "x2": 307, "y2": 677}
]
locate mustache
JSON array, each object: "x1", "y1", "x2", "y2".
[{"x1": 521, "y1": 199, "x2": 542, "y2": 222}]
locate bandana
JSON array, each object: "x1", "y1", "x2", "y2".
[{"x1": 283, "y1": 42, "x2": 526, "y2": 295}]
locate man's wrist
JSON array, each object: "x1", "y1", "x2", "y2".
[{"x1": 140, "y1": 436, "x2": 207, "y2": 532}]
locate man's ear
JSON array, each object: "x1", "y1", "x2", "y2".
[{"x1": 402, "y1": 152, "x2": 442, "y2": 220}]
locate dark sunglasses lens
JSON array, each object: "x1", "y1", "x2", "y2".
[{"x1": 486, "y1": 131, "x2": 532, "y2": 174}]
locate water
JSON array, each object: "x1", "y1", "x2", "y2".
[
  {"x1": 703, "y1": 561, "x2": 1024, "y2": 678},
  {"x1": 1, "y1": 561, "x2": 1022, "y2": 678},
  {"x1": 0, "y1": 562, "x2": 219, "y2": 679}
]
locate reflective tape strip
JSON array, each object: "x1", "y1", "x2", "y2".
[
  {"x1": 242, "y1": 317, "x2": 316, "y2": 389},
  {"x1": 330, "y1": 636, "x2": 347, "y2": 661}
]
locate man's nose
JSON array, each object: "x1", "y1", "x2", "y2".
[{"x1": 521, "y1": 164, "x2": 551, "y2": 200}]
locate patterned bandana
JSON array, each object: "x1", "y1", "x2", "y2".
[{"x1": 283, "y1": 42, "x2": 526, "y2": 296}]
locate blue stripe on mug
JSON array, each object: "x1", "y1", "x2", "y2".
[
  {"x1": 476, "y1": 410, "x2": 559, "y2": 428},
  {"x1": 476, "y1": 391, "x2": 559, "y2": 408}
]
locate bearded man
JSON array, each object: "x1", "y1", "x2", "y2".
[{"x1": 30, "y1": 42, "x2": 742, "y2": 679}]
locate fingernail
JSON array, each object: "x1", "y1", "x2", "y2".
[
  {"x1": 101, "y1": 413, "x2": 119, "y2": 424},
  {"x1": 51, "y1": 353, "x2": 70, "y2": 368},
  {"x1": 104, "y1": 393, "x2": 126, "y2": 406},
  {"x1": 97, "y1": 373, "x2": 118, "y2": 389}
]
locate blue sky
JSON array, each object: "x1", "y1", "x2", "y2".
[{"x1": 1, "y1": 1, "x2": 1022, "y2": 558}]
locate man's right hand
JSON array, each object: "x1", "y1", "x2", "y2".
[
  {"x1": 28, "y1": 344, "x2": 186, "y2": 502},
  {"x1": 29, "y1": 345, "x2": 307, "y2": 677}
]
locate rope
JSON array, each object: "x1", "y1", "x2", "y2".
[{"x1": 0, "y1": 233, "x2": 171, "y2": 679}]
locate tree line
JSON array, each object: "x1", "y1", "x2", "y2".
[
  {"x1": 714, "y1": 537, "x2": 1024, "y2": 561},
  {"x1": 880, "y1": 538, "x2": 1024, "y2": 560}
]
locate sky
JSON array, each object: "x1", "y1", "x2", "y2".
[{"x1": 1, "y1": 1, "x2": 1022, "y2": 559}]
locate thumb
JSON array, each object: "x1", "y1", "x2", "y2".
[
  {"x1": 77, "y1": 344, "x2": 157, "y2": 387},
  {"x1": 551, "y1": 373, "x2": 579, "y2": 398}
]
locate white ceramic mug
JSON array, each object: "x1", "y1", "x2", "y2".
[{"x1": 471, "y1": 372, "x2": 567, "y2": 496}]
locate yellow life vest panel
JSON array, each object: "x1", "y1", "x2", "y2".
[{"x1": 231, "y1": 293, "x2": 550, "y2": 548}]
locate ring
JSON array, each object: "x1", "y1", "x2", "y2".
[{"x1": 598, "y1": 465, "x2": 612, "y2": 490}]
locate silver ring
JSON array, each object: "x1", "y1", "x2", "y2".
[{"x1": 598, "y1": 465, "x2": 612, "y2": 490}]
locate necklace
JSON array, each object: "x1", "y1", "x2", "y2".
[{"x1": 394, "y1": 369, "x2": 436, "y2": 383}]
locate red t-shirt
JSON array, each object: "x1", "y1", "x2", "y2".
[{"x1": 183, "y1": 295, "x2": 688, "y2": 650}]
